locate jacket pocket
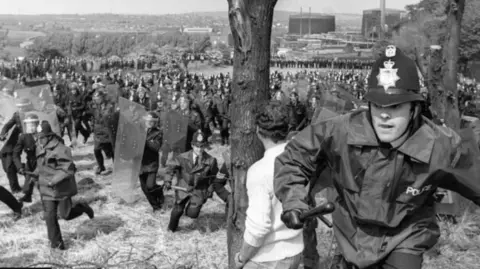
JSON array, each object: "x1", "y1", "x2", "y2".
[{"x1": 52, "y1": 175, "x2": 78, "y2": 199}]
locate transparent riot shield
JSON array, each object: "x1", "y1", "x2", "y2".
[
  {"x1": 112, "y1": 97, "x2": 149, "y2": 203},
  {"x1": 14, "y1": 85, "x2": 61, "y2": 135},
  {"x1": 312, "y1": 92, "x2": 346, "y2": 124},
  {"x1": 163, "y1": 110, "x2": 189, "y2": 153},
  {"x1": 105, "y1": 84, "x2": 121, "y2": 105}
]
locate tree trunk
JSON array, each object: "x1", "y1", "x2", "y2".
[
  {"x1": 441, "y1": 0, "x2": 465, "y2": 130},
  {"x1": 226, "y1": 0, "x2": 277, "y2": 268},
  {"x1": 433, "y1": 0, "x2": 468, "y2": 218}
]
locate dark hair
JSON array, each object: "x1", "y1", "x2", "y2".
[{"x1": 255, "y1": 101, "x2": 289, "y2": 143}]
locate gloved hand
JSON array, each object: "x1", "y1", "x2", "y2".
[
  {"x1": 186, "y1": 185, "x2": 195, "y2": 192},
  {"x1": 163, "y1": 181, "x2": 172, "y2": 191},
  {"x1": 0, "y1": 135, "x2": 6, "y2": 141},
  {"x1": 18, "y1": 168, "x2": 25, "y2": 175},
  {"x1": 207, "y1": 185, "x2": 214, "y2": 198},
  {"x1": 280, "y1": 209, "x2": 305, "y2": 230}
]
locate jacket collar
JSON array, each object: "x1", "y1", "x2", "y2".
[{"x1": 347, "y1": 111, "x2": 435, "y2": 163}]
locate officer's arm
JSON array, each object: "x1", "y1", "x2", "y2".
[
  {"x1": 274, "y1": 123, "x2": 332, "y2": 212},
  {"x1": 217, "y1": 162, "x2": 229, "y2": 180},
  {"x1": 437, "y1": 128, "x2": 480, "y2": 206},
  {"x1": 208, "y1": 158, "x2": 219, "y2": 183},
  {"x1": 12, "y1": 134, "x2": 25, "y2": 170},
  {"x1": 146, "y1": 131, "x2": 162, "y2": 152},
  {"x1": 165, "y1": 156, "x2": 181, "y2": 182}
]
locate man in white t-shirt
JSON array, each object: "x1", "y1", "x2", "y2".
[{"x1": 234, "y1": 102, "x2": 304, "y2": 269}]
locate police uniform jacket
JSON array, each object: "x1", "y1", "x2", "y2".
[
  {"x1": 34, "y1": 134, "x2": 77, "y2": 201},
  {"x1": 167, "y1": 150, "x2": 219, "y2": 201},
  {"x1": 67, "y1": 92, "x2": 86, "y2": 118},
  {"x1": 274, "y1": 109, "x2": 480, "y2": 268},
  {"x1": 87, "y1": 102, "x2": 116, "y2": 146},
  {"x1": 141, "y1": 126, "x2": 163, "y2": 174},
  {"x1": 13, "y1": 132, "x2": 38, "y2": 172},
  {"x1": 0, "y1": 112, "x2": 22, "y2": 154}
]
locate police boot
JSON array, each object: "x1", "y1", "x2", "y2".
[
  {"x1": 95, "y1": 166, "x2": 106, "y2": 175},
  {"x1": 13, "y1": 203, "x2": 23, "y2": 222},
  {"x1": 167, "y1": 205, "x2": 184, "y2": 232},
  {"x1": 80, "y1": 203, "x2": 95, "y2": 219}
]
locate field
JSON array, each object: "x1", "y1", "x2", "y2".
[
  {"x1": 2, "y1": 30, "x2": 46, "y2": 44},
  {"x1": 0, "y1": 66, "x2": 479, "y2": 269}
]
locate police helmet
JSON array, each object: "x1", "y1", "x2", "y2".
[
  {"x1": 93, "y1": 90, "x2": 105, "y2": 99},
  {"x1": 23, "y1": 113, "x2": 40, "y2": 124},
  {"x1": 191, "y1": 130, "x2": 207, "y2": 147},
  {"x1": 143, "y1": 111, "x2": 159, "y2": 122},
  {"x1": 364, "y1": 45, "x2": 424, "y2": 107}
]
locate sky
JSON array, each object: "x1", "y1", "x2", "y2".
[{"x1": 0, "y1": 0, "x2": 421, "y2": 15}]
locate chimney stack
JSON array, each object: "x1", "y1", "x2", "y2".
[
  {"x1": 300, "y1": 7, "x2": 303, "y2": 36},
  {"x1": 380, "y1": 0, "x2": 386, "y2": 38},
  {"x1": 309, "y1": 7, "x2": 312, "y2": 36}
]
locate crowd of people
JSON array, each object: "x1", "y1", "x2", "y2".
[{"x1": 1, "y1": 45, "x2": 480, "y2": 269}]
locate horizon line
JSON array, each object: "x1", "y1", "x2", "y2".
[{"x1": 0, "y1": 10, "x2": 365, "y2": 16}]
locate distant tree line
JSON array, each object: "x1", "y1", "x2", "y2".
[{"x1": 26, "y1": 31, "x2": 211, "y2": 58}]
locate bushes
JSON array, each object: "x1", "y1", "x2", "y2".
[{"x1": 26, "y1": 31, "x2": 211, "y2": 58}]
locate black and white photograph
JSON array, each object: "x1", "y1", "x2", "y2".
[{"x1": 1, "y1": 0, "x2": 480, "y2": 268}]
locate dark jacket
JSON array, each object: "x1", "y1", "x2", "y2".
[
  {"x1": 166, "y1": 150, "x2": 219, "y2": 201},
  {"x1": 87, "y1": 101, "x2": 117, "y2": 146},
  {"x1": 274, "y1": 110, "x2": 480, "y2": 268},
  {"x1": 0, "y1": 112, "x2": 22, "y2": 154},
  {"x1": 13, "y1": 133, "x2": 38, "y2": 171},
  {"x1": 141, "y1": 127, "x2": 163, "y2": 174},
  {"x1": 34, "y1": 134, "x2": 77, "y2": 201}
]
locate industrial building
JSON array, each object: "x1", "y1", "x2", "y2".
[
  {"x1": 361, "y1": 8, "x2": 406, "y2": 38},
  {"x1": 288, "y1": 13, "x2": 335, "y2": 35}
]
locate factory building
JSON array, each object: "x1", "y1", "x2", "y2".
[
  {"x1": 361, "y1": 8, "x2": 407, "y2": 38},
  {"x1": 288, "y1": 13, "x2": 335, "y2": 35}
]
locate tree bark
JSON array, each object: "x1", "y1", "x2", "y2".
[
  {"x1": 441, "y1": 0, "x2": 465, "y2": 130},
  {"x1": 226, "y1": 0, "x2": 277, "y2": 268},
  {"x1": 432, "y1": 0, "x2": 468, "y2": 218}
]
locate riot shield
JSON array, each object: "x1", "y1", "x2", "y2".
[
  {"x1": 112, "y1": 97, "x2": 148, "y2": 203},
  {"x1": 105, "y1": 84, "x2": 121, "y2": 104},
  {"x1": 0, "y1": 92, "x2": 18, "y2": 140},
  {"x1": 15, "y1": 85, "x2": 61, "y2": 135},
  {"x1": 163, "y1": 110, "x2": 189, "y2": 153},
  {"x1": 312, "y1": 92, "x2": 346, "y2": 124}
]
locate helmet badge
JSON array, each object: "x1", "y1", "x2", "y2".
[
  {"x1": 385, "y1": 45, "x2": 396, "y2": 57},
  {"x1": 377, "y1": 60, "x2": 400, "y2": 92}
]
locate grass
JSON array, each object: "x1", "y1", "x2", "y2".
[{"x1": 1, "y1": 139, "x2": 479, "y2": 269}]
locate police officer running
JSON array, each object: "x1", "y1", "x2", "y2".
[
  {"x1": 140, "y1": 112, "x2": 165, "y2": 212},
  {"x1": 273, "y1": 46, "x2": 480, "y2": 269},
  {"x1": 33, "y1": 120, "x2": 94, "y2": 250},
  {"x1": 13, "y1": 113, "x2": 41, "y2": 203}
]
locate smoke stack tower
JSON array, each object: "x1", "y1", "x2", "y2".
[
  {"x1": 300, "y1": 7, "x2": 303, "y2": 36},
  {"x1": 309, "y1": 7, "x2": 312, "y2": 36},
  {"x1": 380, "y1": 0, "x2": 386, "y2": 38}
]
